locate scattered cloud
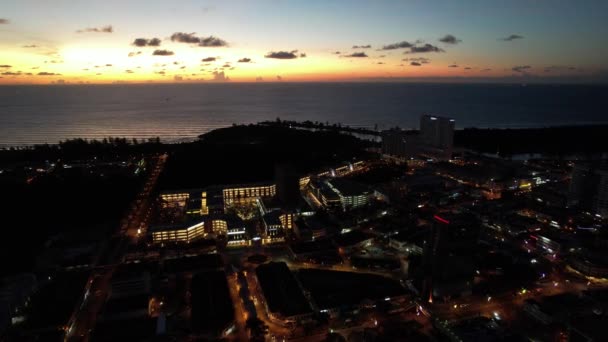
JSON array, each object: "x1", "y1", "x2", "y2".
[
  {"x1": 544, "y1": 65, "x2": 576, "y2": 72},
  {"x1": 105, "y1": 64, "x2": 112, "y2": 67},
  {"x1": 481, "y1": 68, "x2": 492, "y2": 72},
  {"x1": 171, "y1": 32, "x2": 200, "y2": 43},
  {"x1": 265, "y1": 50, "x2": 302, "y2": 59},
  {"x1": 153, "y1": 49, "x2": 174, "y2": 56},
  {"x1": 128, "y1": 51, "x2": 142, "y2": 57},
  {"x1": 76, "y1": 25, "x2": 113, "y2": 33},
  {"x1": 403, "y1": 57, "x2": 430, "y2": 64},
  {"x1": 174, "y1": 75, "x2": 183, "y2": 81},
  {"x1": 199, "y1": 36, "x2": 228, "y2": 47},
  {"x1": 170, "y1": 32, "x2": 228, "y2": 47},
  {"x1": 334, "y1": 51, "x2": 341, "y2": 54},
  {"x1": 256, "y1": 76, "x2": 264, "y2": 82},
  {"x1": 125, "y1": 70, "x2": 134, "y2": 73},
  {"x1": 202, "y1": 57, "x2": 216, "y2": 62},
  {"x1": 352, "y1": 44, "x2": 371, "y2": 49},
  {"x1": 406, "y1": 44, "x2": 444, "y2": 54},
  {"x1": 22, "y1": 45, "x2": 38, "y2": 48},
  {"x1": 377, "y1": 62, "x2": 385, "y2": 65},
  {"x1": 500, "y1": 34, "x2": 523, "y2": 41},
  {"x1": 276, "y1": 75, "x2": 283, "y2": 81},
  {"x1": 512, "y1": 65, "x2": 531, "y2": 73},
  {"x1": 0, "y1": 65, "x2": 11, "y2": 68},
  {"x1": 344, "y1": 52, "x2": 368, "y2": 58},
  {"x1": 439, "y1": 34, "x2": 461, "y2": 44},
  {"x1": 1, "y1": 71, "x2": 20, "y2": 76},
  {"x1": 448, "y1": 64, "x2": 459, "y2": 68},
  {"x1": 212, "y1": 71, "x2": 229, "y2": 81},
  {"x1": 300, "y1": 53, "x2": 307, "y2": 58},
  {"x1": 381, "y1": 41, "x2": 413, "y2": 50},
  {"x1": 410, "y1": 62, "x2": 421, "y2": 66},
  {"x1": 132, "y1": 37, "x2": 161, "y2": 47},
  {"x1": 37, "y1": 72, "x2": 60, "y2": 76},
  {"x1": 238, "y1": 58, "x2": 251, "y2": 63},
  {"x1": 0, "y1": 19, "x2": 9, "y2": 24},
  {"x1": 464, "y1": 67, "x2": 472, "y2": 70}
]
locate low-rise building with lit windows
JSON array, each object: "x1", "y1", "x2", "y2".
[
  {"x1": 263, "y1": 211, "x2": 284, "y2": 238},
  {"x1": 222, "y1": 182, "x2": 276, "y2": 207},
  {"x1": 149, "y1": 219, "x2": 206, "y2": 244},
  {"x1": 326, "y1": 178, "x2": 371, "y2": 210}
]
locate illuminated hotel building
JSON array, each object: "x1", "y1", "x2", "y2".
[
  {"x1": 150, "y1": 220, "x2": 206, "y2": 244},
  {"x1": 222, "y1": 183, "x2": 276, "y2": 206},
  {"x1": 326, "y1": 178, "x2": 370, "y2": 210},
  {"x1": 263, "y1": 211, "x2": 284, "y2": 238},
  {"x1": 210, "y1": 218, "x2": 228, "y2": 236}
]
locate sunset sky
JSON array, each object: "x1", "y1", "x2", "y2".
[{"x1": 1, "y1": 0, "x2": 607, "y2": 84}]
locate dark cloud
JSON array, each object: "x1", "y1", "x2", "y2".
[
  {"x1": 377, "y1": 62, "x2": 385, "y2": 65},
  {"x1": 481, "y1": 68, "x2": 492, "y2": 72},
  {"x1": 202, "y1": 57, "x2": 216, "y2": 62},
  {"x1": 448, "y1": 64, "x2": 459, "y2": 68},
  {"x1": 171, "y1": 32, "x2": 200, "y2": 43},
  {"x1": 174, "y1": 75, "x2": 183, "y2": 81},
  {"x1": 406, "y1": 44, "x2": 444, "y2": 54},
  {"x1": 544, "y1": 65, "x2": 576, "y2": 72},
  {"x1": 344, "y1": 52, "x2": 368, "y2": 58},
  {"x1": 128, "y1": 51, "x2": 142, "y2": 57},
  {"x1": 512, "y1": 65, "x2": 531, "y2": 73},
  {"x1": 403, "y1": 57, "x2": 430, "y2": 64},
  {"x1": 180, "y1": 66, "x2": 186, "y2": 69},
  {"x1": 256, "y1": 76, "x2": 264, "y2": 82},
  {"x1": 276, "y1": 75, "x2": 283, "y2": 81},
  {"x1": 153, "y1": 49, "x2": 175, "y2": 56},
  {"x1": 222, "y1": 63, "x2": 231, "y2": 68},
  {"x1": 22, "y1": 45, "x2": 38, "y2": 48},
  {"x1": 300, "y1": 53, "x2": 307, "y2": 58},
  {"x1": 199, "y1": 36, "x2": 228, "y2": 47},
  {"x1": 438, "y1": 34, "x2": 462, "y2": 44},
  {"x1": 76, "y1": 25, "x2": 113, "y2": 33},
  {"x1": 171, "y1": 32, "x2": 228, "y2": 47},
  {"x1": 37, "y1": 72, "x2": 60, "y2": 76},
  {"x1": 334, "y1": 51, "x2": 341, "y2": 55},
  {"x1": 352, "y1": 44, "x2": 371, "y2": 49},
  {"x1": 410, "y1": 62, "x2": 421, "y2": 66},
  {"x1": 1, "y1": 71, "x2": 20, "y2": 76},
  {"x1": 125, "y1": 70, "x2": 134, "y2": 73},
  {"x1": 464, "y1": 67, "x2": 472, "y2": 70},
  {"x1": 500, "y1": 34, "x2": 523, "y2": 41},
  {"x1": 0, "y1": 19, "x2": 9, "y2": 24},
  {"x1": 105, "y1": 64, "x2": 112, "y2": 67},
  {"x1": 238, "y1": 58, "x2": 251, "y2": 63},
  {"x1": 132, "y1": 37, "x2": 161, "y2": 47},
  {"x1": 265, "y1": 50, "x2": 301, "y2": 59},
  {"x1": 381, "y1": 41, "x2": 413, "y2": 50},
  {"x1": 0, "y1": 65, "x2": 11, "y2": 68}
]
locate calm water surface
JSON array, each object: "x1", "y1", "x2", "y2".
[{"x1": 0, "y1": 83, "x2": 605, "y2": 146}]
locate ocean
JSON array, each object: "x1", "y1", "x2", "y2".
[{"x1": 0, "y1": 83, "x2": 606, "y2": 147}]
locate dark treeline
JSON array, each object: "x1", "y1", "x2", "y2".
[
  {"x1": 455, "y1": 125, "x2": 608, "y2": 157},
  {"x1": 259, "y1": 118, "x2": 381, "y2": 136},
  {"x1": 0, "y1": 137, "x2": 164, "y2": 165},
  {"x1": 161, "y1": 123, "x2": 373, "y2": 189}
]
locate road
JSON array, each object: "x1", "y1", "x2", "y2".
[{"x1": 64, "y1": 154, "x2": 168, "y2": 342}]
